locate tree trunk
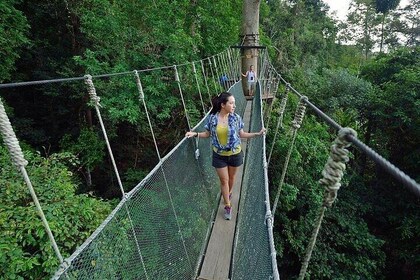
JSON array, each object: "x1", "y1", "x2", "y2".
[
  {"x1": 380, "y1": 13, "x2": 386, "y2": 53},
  {"x1": 241, "y1": 0, "x2": 261, "y2": 96}
]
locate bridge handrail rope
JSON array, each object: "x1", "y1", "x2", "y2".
[
  {"x1": 266, "y1": 61, "x2": 420, "y2": 196},
  {"x1": 53, "y1": 112, "x2": 216, "y2": 278},
  {"x1": 2, "y1": 45, "x2": 417, "y2": 280},
  {"x1": 1, "y1": 48, "x2": 251, "y2": 280},
  {"x1": 230, "y1": 81, "x2": 279, "y2": 280},
  {"x1": 0, "y1": 49, "x2": 228, "y2": 89},
  {"x1": 84, "y1": 74, "x2": 150, "y2": 279},
  {"x1": 262, "y1": 56, "x2": 419, "y2": 278},
  {"x1": 259, "y1": 82, "x2": 281, "y2": 280}
]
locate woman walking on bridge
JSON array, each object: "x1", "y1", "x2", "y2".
[{"x1": 186, "y1": 92, "x2": 265, "y2": 220}]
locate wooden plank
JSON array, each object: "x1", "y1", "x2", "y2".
[{"x1": 198, "y1": 101, "x2": 252, "y2": 280}]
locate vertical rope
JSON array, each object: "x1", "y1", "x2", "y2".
[
  {"x1": 85, "y1": 75, "x2": 149, "y2": 279},
  {"x1": 264, "y1": 96, "x2": 275, "y2": 132},
  {"x1": 208, "y1": 57, "x2": 218, "y2": 92},
  {"x1": 264, "y1": 73, "x2": 279, "y2": 130},
  {"x1": 84, "y1": 75, "x2": 125, "y2": 195},
  {"x1": 231, "y1": 48, "x2": 240, "y2": 82},
  {"x1": 259, "y1": 49, "x2": 267, "y2": 81},
  {"x1": 213, "y1": 56, "x2": 221, "y2": 90},
  {"x1": 221, "y1": 53, "x2": 230, "y2": 89},
  {"x1": 235, "y1": 49, "x2": 241, "y2": 80},
  {"x1": 227, "y1": 49, "x2": 235, "y2": 82},
  {"x1": 298, "y1": 128, "x2": 357, "y2": 280},
  {"x1": 263, "y1": 50, "x2": 269, "y2": 80},
  {"x1": 134, "y1": 70, "x2": 193, "y2": 271},
  {"x1": 192, "y1": 62, "x2": 206, "y2": 114},
  {"x1": 216, "y1": 55, "x2": 222, "y2": 82},
  {"x1": 229, "y1": 49, "x2": 237, "y2": 81},
  {"x1": 267, "y1": 85, "x2": 290, "y2": 164},
  {"x1": 268, "y1": 71, "x2": 275, "y2": 97},
  {"x1": 174, "y1": 65, "x2": 192, "y2": 131},
  {"x1": 0, "y1": 98, "x2": 64, "y2": 264},
  {"x1": 228, "y1": 49, "x2": 238, "y2": 82},
  {"x1": 219, "y1": 52, "x2": 228, "y2": 88},
  {"x1": 264, "y1": 70, "x2": 272, "y2": 98},
  {"x1": 274, "y1": 75, "x2": 280, "y2": 96},
  {"x1": 271, "y1": 96, "x2": 308, "y2": 217},
  {"x1": 200, "y1": 60, "x2": 212, "y2": 105},
  {"x1": 221, "y1": 51, "x2": 229, "y2": 82}
]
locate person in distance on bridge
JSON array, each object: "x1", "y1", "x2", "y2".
[
  {"x1": 186, "y1": 92, "x2": 265, "y2": 220},
  {"x1": 219, "y1": 73, "x2": 229, "y2": 90},
  {"x1": 241, "y1": 65, "x2": 256, "y2": 97}
]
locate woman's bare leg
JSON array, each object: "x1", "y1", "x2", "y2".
[
  {"x1": 216, "y1": 167, "x2": 230, "y2": 206},
  {"x1": 227, "y1": 166, "x2": 239, "y2": 195}
]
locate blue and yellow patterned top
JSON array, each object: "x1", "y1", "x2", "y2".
[{"x1": 205, "y1": 112, "x2": 244, "y2": 155}]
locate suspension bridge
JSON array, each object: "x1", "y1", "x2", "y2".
[{"x1": 0, "y1": 48, "x2": 418, "y2": 280}]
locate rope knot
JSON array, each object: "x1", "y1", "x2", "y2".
[
  {"x1": 84, "y1": 75, "x2": 101, "y2": 107},
  {"x1": 0, "y1": 99, "x2": 28, "y2": 167},
  {"x1": 320, "y1": 127, "x2": 357, "y2": 207},
  {"x1": 265, "y1": 212, "x2": 273, "y2": 225},
  {"x1": 173, "y1": 65, "x2": 180, "y2": 83},
  {"x1": 291, "y1": 96, "x2": 308, "y2": 129},
  {"x1": 133, "y1": 70, "x2": 145, "y2": 100}
]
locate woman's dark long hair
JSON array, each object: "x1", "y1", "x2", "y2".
[{"x1": 210, "y1": 92, "x2": 232, "y2": 114}]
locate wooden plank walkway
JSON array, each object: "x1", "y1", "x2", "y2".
[{"x1": 197, "y1": 100, "x2": 252, "y2": 280}]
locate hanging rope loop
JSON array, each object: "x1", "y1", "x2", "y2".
[
  {"x1": 133, "y1": 70, "x2": 144, "y2": 100},
  {"x1": 291, "y1": 96, "x2": 308, "y2": 129},
  {"x1": 320, "y1": 127, "x2": 357, "y2": 207},
  {"x1": 84, "y1": 75, "x2": 101, "y2": 107},
  {"x1": 0, "y1": 99, "x2": 28, "y2": 167}
]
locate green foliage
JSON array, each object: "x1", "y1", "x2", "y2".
[
  {"x1": 60, "y1": 127, "x2": 106, "y2": 170},
  {"x1": 269, "y1": 112, "x2": 386, "y2": 279},
  {"x1": 0, "y1": 145, "x2": 112, "y2": 279},
  {"x1": 0, "y1": 0, "x2": 30, "y2": 82},
  {"x1": 375, "y1": 0, "x2": 400, "y2": 14},
  {"x1": 262, "y1": 0, "x2": 337, "y2": 73},
  {"x1": 360, "y1": 47, "x2": 419, "y2": 174},
  {"x1": 358, "y1": 47, "x2": 420, "y2": 278}
]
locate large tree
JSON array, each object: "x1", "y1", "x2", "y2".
[
  {"x1": 241, "y1": 0, "x2": 261, "y2": 96},
  {"x1": 375, "y1": 0, "x2": 400, "y2": 52}
]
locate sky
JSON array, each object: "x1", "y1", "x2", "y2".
[{"x1": 323, "y1": 0, "x2": 410, "y2": 20}]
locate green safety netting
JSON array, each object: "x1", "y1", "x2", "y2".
[
  {"x1": 53, "y1": 82, "x2": 277, "y2": 279},
  {"x1": 231, "y1": 82, "x2": 277, "y2": 279}
]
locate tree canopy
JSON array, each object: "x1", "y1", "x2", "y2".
[{"x1": 0, "y1": 0, "x2": 418, "y2": 278}]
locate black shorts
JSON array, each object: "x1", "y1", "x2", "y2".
[{"x1": 212, "y1": 151, "x2": 244, "y2": 168}]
